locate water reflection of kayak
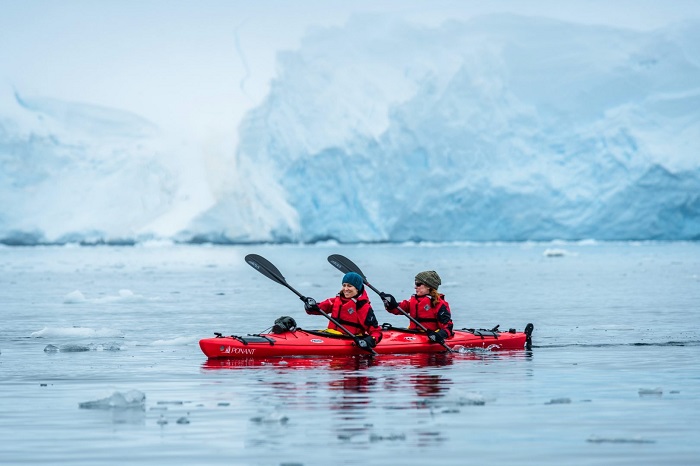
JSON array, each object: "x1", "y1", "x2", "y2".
[
  {"x1": 199, "y1": 323, "x2": 534, "y2": 359},
  {"x1": 201, "y1": 349, "x2": 532, "y2": 371}
]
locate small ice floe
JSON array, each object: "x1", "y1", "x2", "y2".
[
  {"x1": 543, "y1": 248, "x2": 572, "y2": 257},
  {"x1": 545, "y1": 397, "x2": 572, "y2": 405},
  {"x1": 32, "y1": 326, "x2": 124, "y2": 339},
  {"x1": 43, "y1": 342, "x2": 123, "y2": 352},
  {"x1": 152, "y1": 336, "x2": 196, "y2": 346},
  {"x1": 53, "y1": 344, "x2": 91, "y2": 352},
  {"x1": 456, "y1": 394, "x2": 487, "y2": 406},
  {"x1": 99, "y1": 342, "x2": 123, "y2": 351},
  {"x1": 63, "y1": 289, "x2": 159, "y2": 305},
  {"x1": 436, "y1": 407, "x2": 461, "y2": 414},
  {"x1": 587, "y1": 436, "x2": 655, "y2": 444},
  {"x1": 250, "y1": 411, "x2": 289, "y2": 424},
  {"x1": 63, "y1": 290, "x2": 87, "y2": 303},
  {"x1": 79, "y1": 389, "x2": 146, "y2": 410},
  {"x1": 638, "y1": 387, "x2": 663, "y2": 397},
  {"x1": 93, "y1": 289, "x2": 158, "y2": 304},
  {"x1": 369, "y1": 433, "x2": 406, "y2": 442},
  {"x1": 156, "y1": 400, "x2": 184, "y2": 405},
  {"x1": 176, "y1": 416, "x2": 190, "y2": 424},
  {"x1": 44, "y1": 344, "x2": 59, "y2": 353}
]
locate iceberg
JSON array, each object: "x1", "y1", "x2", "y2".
[{"x1": 1, "y1": 14, "x2": 699, "y2": 244}]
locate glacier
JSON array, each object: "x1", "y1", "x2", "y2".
[{"x1": 1, "y1": 14, "x2": 699, "y2": 245}]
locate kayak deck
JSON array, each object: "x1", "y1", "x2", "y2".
[{"x1": 199, "y1": 324, "x2": 533, "y2": 359}]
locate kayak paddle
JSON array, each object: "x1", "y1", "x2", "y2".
[
  {"x1": 327, "y1": 254, "x2": 456, "y2": 353},
  {"x1": 245, "y1": 254, "x2": 378, "y2": 355}
]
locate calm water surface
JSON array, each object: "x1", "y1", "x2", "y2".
[{"x1": 1, "y1": 242, "x2": 699, "y2": 465}]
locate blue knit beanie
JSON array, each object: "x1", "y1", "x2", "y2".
[{"x1": 342, "y1": 272, "x2": 364, "y2": 292}]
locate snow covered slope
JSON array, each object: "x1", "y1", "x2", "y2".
[{"x1": 1, "y1": 15, "x2": 699, "y2": 244}]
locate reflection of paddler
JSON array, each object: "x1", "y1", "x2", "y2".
[
  {"x1": 329, "y1": 374, "x2": 376, "y2": 393},
  {"x1": 411, "y1": 373, "x2": 451, "y2": 398}
]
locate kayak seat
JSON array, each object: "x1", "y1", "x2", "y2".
[
  {"x1": 302, "y1": 329, "x2": 356, "y2": 340},
  {"x1": 381, "y1": 323, "x2": 424, "y2": 334}
]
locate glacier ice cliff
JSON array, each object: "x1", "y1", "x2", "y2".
[{"x1": 1, "y1": 14, "x2": 699, "y2": 244}]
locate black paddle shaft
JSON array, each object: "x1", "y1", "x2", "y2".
[
  {"x1": 327, "y1": 254, "x2": 455, "y2": 353},
  {"x1": 244, "y1": 254, "x2": 378, "y2": 355}
]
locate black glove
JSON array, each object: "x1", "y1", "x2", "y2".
[
  {"x1": 379, "y1": 292, "x2": 398, "y2": 310},
  {"x1": 302, "y1": 296, "x2": 319, "y2": 312},
  {"x1": 427, "y1": 330, "x2": 445, "y2": 344},
  {"x1": 356, "y1": 335, "x2": 376, "y2": 349}
]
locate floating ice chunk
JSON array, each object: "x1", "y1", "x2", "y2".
[
  {"x1": 64, "y1": 290, "x2": 86, "y2": 303},
  {"x1": 93, "y1": 289, "x2": 156, "y2": 303},
  {"x1": 457, "y1": 394, "x2": 487, "y2": 406},
  {"x1": 31, "y1": 326, "x2": 124, "y2": 338},
  {"x1": 63, "y1": 289, "x2": 159, "y2": 305},
  {"x1": 543, "y1": 248, "x2": 574, "y2": 257},
  {"x1": 79, "y1": 389, "x2": 145, "y2": 410},
  {"x1": 176, "y1": 416, "x2": 190, "y2": 424},
  {"x1": 545, "y1": 397, "x2": 572, "y2": 405},
  {"x1": 369, "y1": 433, "x2": 406, "y2": 442},
  {"x1": 639, "y1": 387, "x2": 663, "y2": 396},
  {"x1": 57, "y1": 344, "x2": 91, "y2": 352},
  {"x1": 250, "y1": 411, "x2": 289, "y2": 424},
  {"x1": 99, "y1": 342, "x2": 123, "y2": 351},
  {"x1": 44, "y1": 342, "x2": 122, "y2": 352},
  {"x1": 44, "y1": 344, "x2": 59, "y2": 353},
  {"x1": 152, "y1": 336, "x2": 196, "y2": 346},
  {"x1": 587, "y1": 436, "x2": 655, "y2": 444}
]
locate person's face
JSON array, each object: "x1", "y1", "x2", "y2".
[
  {"x1": 342, "y1": 283, "x2": 358, "y2": 298},
  {"x1": 414, "y1": 281, "x2": 429, "y2": 297}
]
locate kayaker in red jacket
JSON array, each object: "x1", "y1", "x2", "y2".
[
  {"x1": 380, "y1": 270, "x2": 454, "y2": 345},
  {"x1": 303, "y1": 272, "x2": 383, "y2": 349}
]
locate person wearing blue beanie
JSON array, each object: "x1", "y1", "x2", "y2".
[
  {"x1": 342, "y1": 272, "x2": 364, "y2": 293},
  {"x1": 302, "y1": 270, "x2": 382, "y2": 349}
]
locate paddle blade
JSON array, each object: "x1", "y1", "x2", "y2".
[
  {"x1": 328, "y1": 254, "x2": 366, "y2": 279},
  {"x1": 245, "y1": 254, "x2": 287, "y2": 286}
]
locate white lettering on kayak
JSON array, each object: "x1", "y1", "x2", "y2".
[
  {"x1": 403, "y1": 337, "x2": 417, "y2": 341},
  {"x1": 310, "y1": 339, "x2": 324, "y2": 344},
  {"x1": 220, "y1": 346, "x2": 256, "y2": 355}
]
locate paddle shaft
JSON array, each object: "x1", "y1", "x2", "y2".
[
  {"x1": 327, "y1": 254, "x2": 455, "y2": 353},
  {"x1": 245, "y1": 254, "x2": 378, "y2": 355}
]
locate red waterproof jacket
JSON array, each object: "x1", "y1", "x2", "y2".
[
  {"x1": 388, "y1": 294, "x2": 454, "y2": 337},
  {"x1": 308, "y1": 289, "x2": 383, "y2": 343}
]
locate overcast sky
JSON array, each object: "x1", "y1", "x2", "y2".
[{"x1": 2, "y1": 0, "x2": 698, "y2": 144}]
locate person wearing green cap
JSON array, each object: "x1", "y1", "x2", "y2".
[
  {"x1": 379, "y1": 270, "x2": 454, "y2": 345},
  {"x1": 303, "y1": 271, "x2": 383, "y2": 349}
]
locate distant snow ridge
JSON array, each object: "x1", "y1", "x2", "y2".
[{"x1": 1, "y1": 14, "x2": 700, "y2": 244}]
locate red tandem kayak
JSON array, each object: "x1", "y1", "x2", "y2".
[{"x1": 199, "y1": 323, "x2": 534, "y2": 359}]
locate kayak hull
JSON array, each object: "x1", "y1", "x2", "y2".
[{"x1": 199, "y1": 325, "x2": 533, "y2": 359}]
